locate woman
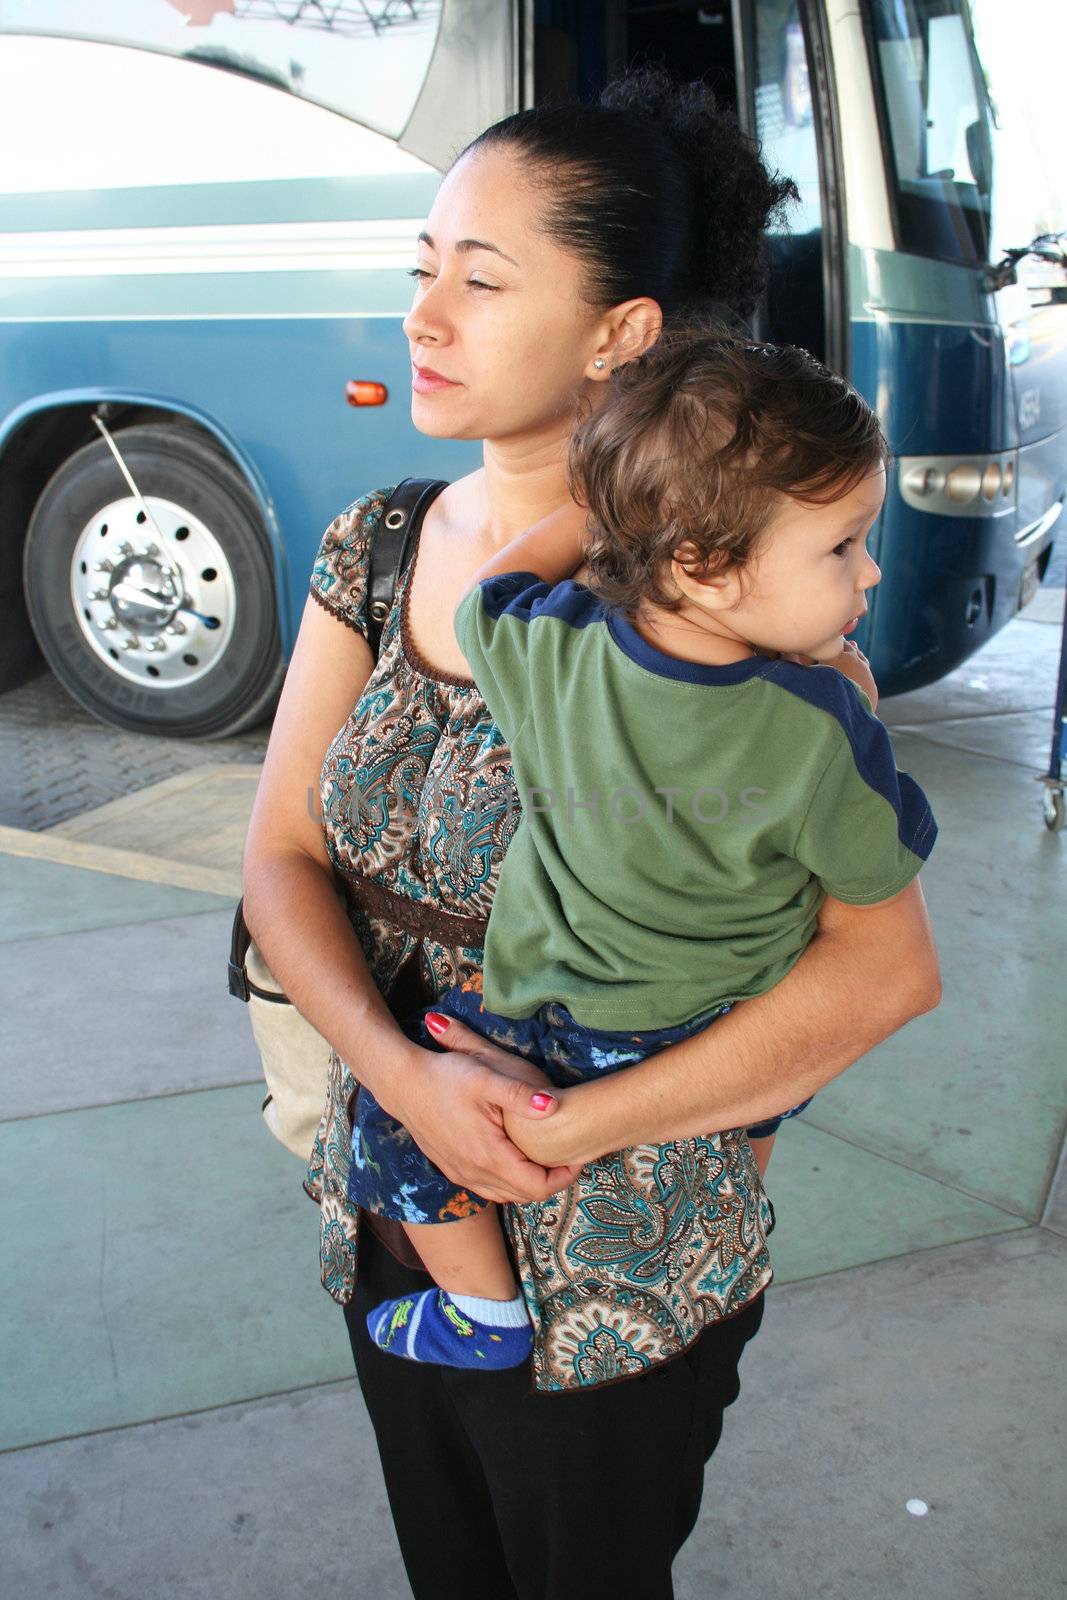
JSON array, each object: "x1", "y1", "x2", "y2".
[{"x1": 242, "y1": 70, "x2": 941, "y2": 1600}]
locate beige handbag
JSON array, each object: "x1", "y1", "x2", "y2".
[
  {"x1": 228, "y1": 901, "x2": 335, "y2": 1161},
  {"x1": 227, "y1": 478, "x2": 448, "y2": 1161}
]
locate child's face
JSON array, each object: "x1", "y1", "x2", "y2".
[{"x1": 695, "y1": 465, "x2": 886, "y2": 664}]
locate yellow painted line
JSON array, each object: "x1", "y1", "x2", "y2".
[{"x1": 0, "y1": 824, "x2": 240, "y2": 898}]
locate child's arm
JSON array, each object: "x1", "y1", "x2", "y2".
[
  {"x1": 748, "y1": 1129, "x2": 777, "y2": 1180},
  {"x1": 458, "y1": 501, "x2": 589, "y2": 605}
]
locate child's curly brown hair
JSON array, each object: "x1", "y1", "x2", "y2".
[{"x1": 568, "y1": 330, "x2": 890, "y2": 614}]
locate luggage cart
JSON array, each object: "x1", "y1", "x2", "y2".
[{"x1": 1039, "y1": 582, "x2": 1067, "y2": 831}]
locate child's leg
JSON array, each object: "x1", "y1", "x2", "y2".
[
  {"x1": 365, "y1": 985, "x2": 559, "y2": 1370},
  {"x1": 403, "y1": 1205, "x2": 517, "y2": 1300},
  {"x1": 748, "y1": 1130, "x2": 777, "y2": 1180},
  {"x1": 366, "y1": 1205, "x2": 533, "y2": 1371},
  {"x1": 747, "y1": 1092, "x2": 815, "y2": 1181}
]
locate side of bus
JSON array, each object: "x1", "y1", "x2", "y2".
[
  {"x1": 0, "y1": 17, "x2": 494, "y2": 737},
  {"x1": 0, "y1": 0, "x2": 1062, "y2": 738}
]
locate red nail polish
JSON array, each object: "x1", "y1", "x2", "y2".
[
  {"x1": 425, "y1": 1012, "x2": 449, "y2": 1037},
  {"x1": 530, "y1": 1093, "x2": 555, "y2": 1110}
]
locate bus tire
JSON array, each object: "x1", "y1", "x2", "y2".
[{"x1": 22, "y1": 424, "x2": 284, "y2": 739}]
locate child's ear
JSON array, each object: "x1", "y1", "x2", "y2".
[{"x1": 670, "y1": 543, "x2": 741, "y2": 606}]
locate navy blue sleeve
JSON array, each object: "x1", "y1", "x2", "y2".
[{"x1": 773, "y1": 665, "x2": 938, "y2": 901}]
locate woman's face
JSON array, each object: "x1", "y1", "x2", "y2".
[{"x1": 402, "y1": 147, "x2": 609, "y2": 444}]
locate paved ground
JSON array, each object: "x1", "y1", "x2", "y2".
[
  {"x1": 0, "y1": 669, "x2": 266, "y2": 833},
  {"x1": 1, "y1": 571, "x2": 1064, "y2": 1599}
]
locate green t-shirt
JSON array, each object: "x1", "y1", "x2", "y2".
[{"x1": 455, "y1": 573, "x2": 937, "y2": 1030}]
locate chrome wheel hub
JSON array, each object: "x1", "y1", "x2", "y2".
[{"x1": 71, "y1": 495, "x2": 236, "y2": 688}]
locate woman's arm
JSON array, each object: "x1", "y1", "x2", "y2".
[
  {"x1": 242, "y1": 598, "x2": 414, "y2": 1089},
  {"x1": 243, "y1": 597, "x2": 580, "y2": 1204},
  {"x1": 429, "y1": 878, "x2": 941, "y2": 1167},
  {"x1": 561, "y1": 878, "x2": 941, "y2": 1160}
]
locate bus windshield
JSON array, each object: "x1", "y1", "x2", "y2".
[
  {"x1": 0, "y1": 0, "x2": 443, "y2": 143},
  {"x1": 970, "y1": 0, "x2": 1067, "y2": 267},
  {"x1": 867, "y1": 0, "x2": 995, "y2": 264}
]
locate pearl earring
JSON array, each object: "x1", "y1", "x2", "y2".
[{"x1": 593, "y1": 358, "x2": 606, "y2": 371}]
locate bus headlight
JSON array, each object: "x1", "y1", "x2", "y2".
[
  {"x1": 896, "y1": 453, "x2": 1018, "y2": 517},
  {"x1": 946, "y1": 465, "x2": 982, "y2": 504},
  {"x1": 903, "y1": 465, "x2": 945, "y2": 497}
]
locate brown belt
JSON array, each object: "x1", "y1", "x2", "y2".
[{"x1": 341, "y1": 872, "x2": 490, "y2": 947}]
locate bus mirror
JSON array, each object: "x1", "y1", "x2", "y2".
[{"x1": 965, "y1": 119, "x2": 992, "y2": 196}]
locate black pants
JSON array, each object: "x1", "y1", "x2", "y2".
[{"x1": 343, "y1": 1222, "x2": 766, "y2": 1600}]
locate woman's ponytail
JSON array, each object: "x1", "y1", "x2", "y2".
[{"x1": 600, "y1": 67, "x2": 798, "y2": 320}]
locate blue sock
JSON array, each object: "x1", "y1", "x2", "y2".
[{"x1": 367, "y1": 1286, "x2": 533, "y2": 1370}]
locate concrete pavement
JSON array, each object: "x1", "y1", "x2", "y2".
[{"x1": 2, "y1": 577, "x2": 1064, "y2": 1599}]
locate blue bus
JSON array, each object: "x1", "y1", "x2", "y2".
[{"x1": 0, "y1": 0, "x2": 1063, "y2": 736}]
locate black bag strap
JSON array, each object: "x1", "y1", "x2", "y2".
[
  {"x1": 228, "y1": 897, "x2": 251, "y2": 1000},
  {"x1": 365, "y1": 476, "x2": 448, "y2": 658},
  {"x1": 228, "y1": 895, "x2": 289, "y2": 1002},
  {"x1": 227, "y1": 898, "x2": 250, "y2": 1000},
  {"x1": 230, "y1": 475, "x2": 448, "y2": 1005}
]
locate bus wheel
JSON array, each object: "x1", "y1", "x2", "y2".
[{"x1": 23, "y1": 424, "x2": 284, "y2": 739}]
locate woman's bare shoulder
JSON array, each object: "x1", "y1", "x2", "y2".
[{"x1": 423, "y1": 468, "x2": 485, "y2": 536}]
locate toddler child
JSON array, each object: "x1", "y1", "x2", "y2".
[{"x1": 348, "y1": 332, "x2": 937, "y2": 1370}]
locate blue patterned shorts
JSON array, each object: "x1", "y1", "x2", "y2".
[{"x1": 346, "y1": 985, "x2": 811, "y2": 1223}]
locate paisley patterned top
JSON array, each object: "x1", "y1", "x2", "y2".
[{"x1": 301, "y1": 486, "x2": 774, "y2": 1394}]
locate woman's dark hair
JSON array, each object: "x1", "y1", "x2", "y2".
[
  {"x1": 460, "y1": 67, "x2": 799, "y2": 323},
  {"x1": 568, "y1": 328, "x2": 891, "y2": 614}
]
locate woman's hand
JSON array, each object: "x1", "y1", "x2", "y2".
[
  {"x1": 830, "y1": 639, "x2": 879, "y2": 709},
  {"x1": 384, "y1": 1023, "x2": 586, "y2": 1205},
  {"x1": 781, "y1": 639, "x2": 879, "y2": 710}
]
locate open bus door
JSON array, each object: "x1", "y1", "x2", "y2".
[
  {"x1": 732, "y1": 0, "x2": 849, "y2": 379},
  {"x1": 528, "y1": 1, "x2": 847, "y2": 367}
]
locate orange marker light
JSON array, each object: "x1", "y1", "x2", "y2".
[{"x1": 346, "y1": 380, "x2": 388, "y2": 407}]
